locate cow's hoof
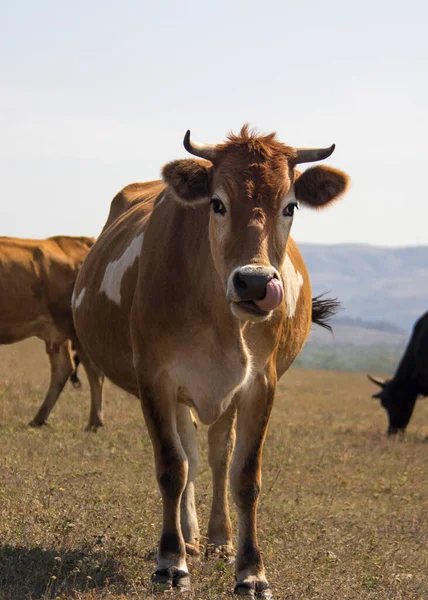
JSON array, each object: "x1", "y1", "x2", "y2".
[
  {"x1": 152, "y1": 568, "x2": 172, "y2": 590},
  {"x1": 84, "y1": 423, "x2": 103, "y2": 432},
  {"x1": 234, "y1": 581, "x2": 273, "y2": 598},
  {"x1": 234, "y1": 583, "x2": 255, "y2": 598},
  {"x1": 173, "y1": 569, "x2": 191, "y2": 591},
  {"x1": 205, "y1": 543, "x2": 235, "y2": 559},
  {"x1": 152, "y1": 567, "x2": 191, "y2": 592},
  {"x1": 185, "y1": 542, "x2": 200, "y2": 557},
  {"x1": 28, "y1": 420, "x2": 47, "y2": 428}
]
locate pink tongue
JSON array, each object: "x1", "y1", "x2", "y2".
[{"x1": 254, "y1": 279, "x2": 284, "y2": 312}]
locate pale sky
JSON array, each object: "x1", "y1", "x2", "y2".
[{"x1": 1, "y1": 0, "x2": 427, "y2": 246}]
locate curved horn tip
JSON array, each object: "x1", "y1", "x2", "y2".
[
  {"x1": 183, "y1": 130, "x2": 191, "y2": 151},
  {"x1": 294, "y1": 143, "x2": 337, "y2": 164},
  {"x1": 367, "y1": 374, "x2": 386, "y2": 388},
  {"x1": 321, "y1": 144, "x2": 336, "y2": 159}
]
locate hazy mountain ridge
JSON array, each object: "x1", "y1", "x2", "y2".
[
  {"x1": 331, "y1": 316, "x2": 405, "y2": 334},
  {"x1": 300, "y1": 243, "x2": 428, "y2": 331},
  {"x1": 294, "y1": 243, "x2": 424, "y2": 371}
]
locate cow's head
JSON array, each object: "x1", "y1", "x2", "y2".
[
  {"x1": 367, "y1": 374, "x2": 418, "y2": 435},
  {"x1": 163, "y1": 126, "x2": 349, "y2": 323}
]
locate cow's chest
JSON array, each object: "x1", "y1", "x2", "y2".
[{"x1": 167, "y1": 334, "x2": 251, "y2": 426}]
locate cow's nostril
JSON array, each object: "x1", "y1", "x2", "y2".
[{"x1": 233, "y1": 272, "x2": 248, "y2": 292}]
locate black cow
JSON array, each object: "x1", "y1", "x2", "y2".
[{"x1": 368, "y1": 312, "x2": 428, "y2": 434}]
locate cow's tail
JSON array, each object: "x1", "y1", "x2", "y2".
[
  {"x1": 69, "y1": 352, "x2": 82, "y2": 389},
  {"x1": 311, "y1": 294, "x2": 340, "y2": 333}
]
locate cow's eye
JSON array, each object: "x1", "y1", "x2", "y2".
[
  {"x1": 211, "y1": 198, "x2": 226, "y2": 216},
  {"x1": 283, "y1": 201, "x2": 298, "y2": 217}
]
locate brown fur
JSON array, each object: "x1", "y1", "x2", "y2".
[
  {"x1": 220, "y1": 124, "x2": 296, "y2": 161},
  {"x1": 0, "y1": 235, "x2": 104, "y2": 430},
  {"x1": 74, "y1": 126, "x2": 350, "y2": 595}
]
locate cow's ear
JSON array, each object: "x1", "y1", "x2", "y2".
[
  {"x1": 294, "y1": 165, "x2": 349, "y2": 208},
  {"x1": 162, "y1": 158, "x2": 213, "y2": 206}
]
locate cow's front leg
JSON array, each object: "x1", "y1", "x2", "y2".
[
  {"x1": 207, "y1": 401, "x2": 236, "y2": 556},
  {"x1": 176, "y1": 405, "x2": 200, "y2": 556},
  {"x1": 230, "y1": 371, "x2": 275, "y2": 599},
  {"x1": 139, "y1": 381, "x2": 190, "y2": 591}
]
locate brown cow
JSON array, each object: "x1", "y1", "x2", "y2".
[
  {"x1": 0, "y1": 235, "x2": 104, "y2": 430},
  {"x1": 73, "y1": 126, "x2": 349, "y2": 597}
]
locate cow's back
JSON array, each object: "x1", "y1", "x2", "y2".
[
  {"x1": 395, "y1": 311, "x2": 428, "y2": 394},
  {"x1": 0, "y1": 236, "x2": 94, "y2": 344}
]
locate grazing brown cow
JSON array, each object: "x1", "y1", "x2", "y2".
[
  {"x1": 73, "y1": 126, "x2": 349, "y2": 597},
  {"x1": 0, "y1": 235, "x2": 104, "y2": 430}
]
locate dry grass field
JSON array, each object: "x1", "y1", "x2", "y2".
[{"x1": 0, "y1": 339, "x2": 427, "y2": 600}]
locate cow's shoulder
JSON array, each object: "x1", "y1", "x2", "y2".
[
  {"x1": 411, "y1": 312, "x2": 428, "y2": 368},
  {"x1": 47, "y1": 236, "x2": 95, "y2": 259},
  {"x1": 33, "y1": 236, "x2": 93, "y2": 272},
  {"x1": 413, "y1": 311, "x2": 428, "y2": 336},
  {"x1": 48, "y1": 235, "x2": 95, "y2": 250}
]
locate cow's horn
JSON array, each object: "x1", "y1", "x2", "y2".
[
  {"x1": 367, "y1": 374, "x2": 386, "y2": 388},
  {"x1": 294, "y1": 144, "x2": 336, "y2": 164},
  {"x1": 183, "y1": 130, "x2": 217, "y2": 162}
]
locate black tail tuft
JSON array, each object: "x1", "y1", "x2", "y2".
[
  {"x1": 311, "y1": 294, "x2": 341, "y2": 333},
  {"x1": 69, "y1": 352, "x2": 82, "y2": 388}
]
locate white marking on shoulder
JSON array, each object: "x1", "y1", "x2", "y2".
[
  {"x1": 282, "y1": 254, "x2": 304, "y2": 318},
  {"x1": 73, "y1": 287, "x2": 86, "y2": 309},
  {"x1": 99, "y1": 233, "x2": 144, "y2": 305}
]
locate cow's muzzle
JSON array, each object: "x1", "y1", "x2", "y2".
[{"x1": 228, "y1": 266, "x2": 284, "y2": 318}]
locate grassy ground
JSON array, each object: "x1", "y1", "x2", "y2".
[{"x1": 0, "y1": 339, "x2": 427, "y2": 600}]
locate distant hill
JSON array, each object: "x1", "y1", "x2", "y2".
[
  {"x1": 300, "y1": 243, "x2": 428, "y2": 331},
  {"x1": 290, "y1": 243, "x2": 426, "y2": 372},
  {"x1": 310, "y1": 317, "x2": 408, "y2": 348},
  {"x1": 330, "y1": 315, "x2": 405, "y2": 335},
  {"x1": 298, "y1": 313, "x2": 409, "y2": 372}
]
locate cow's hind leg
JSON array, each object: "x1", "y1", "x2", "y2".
[
  {"x1": 139, "y1": 381, "x2": 190, "y2": 591},
  {"x1": 29, "y1": 341, "x2": 74, "y2": 426},
  {"x1": 206, "y1": 401, "x2": 236, "y2": 557},
  {"x1": 176, "y1": 405, "x2": 200, "y2": 556},
  {"x1": 230, "y1": 371, "x2": 275, "y2": 599},
  {"x1": 72, "y1": 341, "x2": 104, "y2": 431}
]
